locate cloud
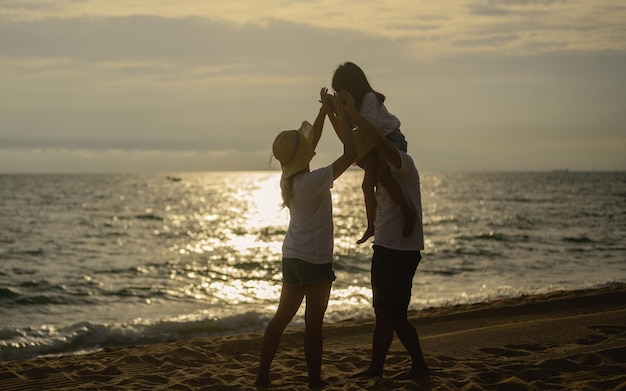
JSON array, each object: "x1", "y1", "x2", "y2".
[
  {"x1": 0, "y1": 14, "x2": 398, "y2": 78},
  {"x1": 0, "y1": 14, "x2": 405, "y2": 153},
  {"x1": 0, "y1": 1, "x2": 624, "y2": 172},
  {"x1": 2, "y1": 0, "x2": 625, "y2": 57}
]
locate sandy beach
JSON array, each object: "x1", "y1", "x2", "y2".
[{"x1": 2, "y1": 285, "x2": 625, "y2": 390}]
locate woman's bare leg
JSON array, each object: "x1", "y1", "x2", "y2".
[
  {"x1": 255, "y1": 283, "x2": 305, "y2": 385},
  {"x1": 303, "y1": 278, "x2": 332, "y2": 388}
]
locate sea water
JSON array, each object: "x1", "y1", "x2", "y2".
[{"x1": 1, "y1": 171, "x2": 625, "y2": 360}]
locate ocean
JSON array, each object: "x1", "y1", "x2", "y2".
[{"x1": 1, "y1": 170, "x2": 625, "y2": 361}]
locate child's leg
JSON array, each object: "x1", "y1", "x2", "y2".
[
  {"x1": 377, "y1": 162, "x2": 416, "y2": 237},
  {"x1": 357, "y1": 167, "x2": 378, "y2": 244}
]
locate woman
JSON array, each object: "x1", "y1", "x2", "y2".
[{"x1": 254, "y1": 89, "x2": 356, "y2": 389}]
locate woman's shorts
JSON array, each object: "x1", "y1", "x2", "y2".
[
  {"x1": 282, "y1": 258, "x2": 336, "y2": 286},
  {"x1": 371, "y1": 245, "x2": 421, "y2": 320}
]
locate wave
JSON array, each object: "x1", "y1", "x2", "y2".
[
  {"x1": 2, "y1": 248, "x2": 45, "y2": 257},
  {"x1": 0, "y1": 287, "x2": 19, "y2": 299},
  {"x1": 134, "y1": 213, "x2": 164, "y2": 221},
  {"x1": 562, "y1": 235, "x2": 594, "y2": 243},
  {"x1": 0, "y1": 280, "x2": 99, "y2": 307},
  {"x1": 0, "y1": 311, "x2": 271, "y2": 362},
  {"x1": 454, "y1": 231, "x2": 532, "y2": 244}
]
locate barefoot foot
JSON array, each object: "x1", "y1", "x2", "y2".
[
  {"x1": 253, "y1": 376, "x2": 271, "y2": 388},
  {"x1": 404, "y1": 366, "x2": 431, "y2": 384}
]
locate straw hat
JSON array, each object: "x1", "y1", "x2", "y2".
[{"x1": 273, "y1": 121, "x2": 316, "y2": 178}]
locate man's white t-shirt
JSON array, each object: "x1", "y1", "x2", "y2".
[
  {"x1": 282, "y1": 166, "x2": 334, "y2": 264},
  {"x1": 373, "y1": 152, "x2": 425, "y2": 251}
]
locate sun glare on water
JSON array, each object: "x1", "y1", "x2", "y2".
[{"x1": 168, "y1": 173, "x2": 288, "y2": 303}]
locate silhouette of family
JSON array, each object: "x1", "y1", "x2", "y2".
[{"x1": 255, "y1": 62, "x2": 429, "y2": 389}]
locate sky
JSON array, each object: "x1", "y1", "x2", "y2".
[{"x1": 0, "y1": 0, "x2": 625, "y2": 173}]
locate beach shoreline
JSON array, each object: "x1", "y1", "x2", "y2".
[{"x1": 2, "y1": 284, "x2": 625, "y2": 390}]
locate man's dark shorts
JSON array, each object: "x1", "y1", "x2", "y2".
[
  {"x1": 282, "y1": 258, "x2": 336, "y2": 286},
  {"x1": 371, "y1": 244, "x2": 421, "y2": 320}
]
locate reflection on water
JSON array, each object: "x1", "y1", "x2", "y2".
[{"x1": 165, "y1": 172, "x2": 374, "y2": 312}]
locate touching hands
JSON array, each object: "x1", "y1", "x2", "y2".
[
  {"x1": 337, "y1": 91, "x2": 355, "y2": 112},
  {"x1": 319, "y1": 88, "x2": 356, "y2": 120},
  {"x1": 332, "y1": 91, "x2": 355, "y2": 120},
  {"x1": 320, "y1": 87, "x2": 334, "y2": 113}
]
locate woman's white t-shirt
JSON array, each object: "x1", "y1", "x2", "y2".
[{"x1": 281, "y1": 166, "x2": 335, "y2": 264}]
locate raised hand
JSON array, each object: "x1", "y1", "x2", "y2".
[
  {"x1": 337, "y1": 91, "x2": 355, "y2": 112},
  {"x1": 320, "y1": 87, "x2": 335, "y2": 112},
  {"x1": 332, "y1": 93, "x2": 345, "y2": 117}
]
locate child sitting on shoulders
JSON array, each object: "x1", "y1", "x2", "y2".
[{"x1": 328, "y1": 62, "x2": 416, "y2": 244}]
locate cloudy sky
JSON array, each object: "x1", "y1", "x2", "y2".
[{"x1": 1, "y1": 0, "x2": 624, "y2": 173}]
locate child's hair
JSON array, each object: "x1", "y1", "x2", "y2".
[{"x1": 332, "y1": 62, "x2": 386, "y2": 110}]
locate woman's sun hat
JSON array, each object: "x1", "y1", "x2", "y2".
[{"x1": 273, "y1": 121, "x2": 316, "y2": 178}]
